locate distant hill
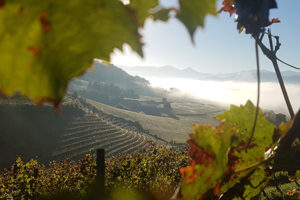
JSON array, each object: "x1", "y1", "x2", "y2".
[
  {"x1": 120, "y1": 66, "x2": 300, "y2": 83},
  {"x1": 119, "y1": 65, "x2": 209, "y2": 79},
  {"x1": 214, "y1": 70, "x2": 300, "y2": 83},
  {"x1": 69, "y1": 61, "x2": 178, "y2": 116},
  {"x1": 70, "y1": 60, "x2": 157, "y2": 96}
]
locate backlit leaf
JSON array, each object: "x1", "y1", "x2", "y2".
[
  {"x1": 181, "y1": 122, "x2": 234, "y2": 199},
  {"x1": 217, "y1": 101, "x2": 275, "y2": 173},
  {"x1": 129, "y1": 0, "x2": 158, "y2": 26},
  {"x1": 219, "y1": 0, "x2": 236, "y2": 16},
  {"x1": 296, "y1": 171, "x2": 300, "y2": 178},
  {"x1": 152, "y1": 8, "x2": 171, "y2": 22},
  {"x1": 277, "y1": 120, "x2": 293, "y2": 139},
  {"x1": 181, "y1": 101, "x2": 276, "y2": 199},
  {"x1": 176, "y1": 0, "x2": 217, "y2": 42},
  {"x1": 242, "y1": 167, "x2": 270, "y2": 199},
  {"x1": 0, "y1": 0, "x2": 142, "y2": 106}
]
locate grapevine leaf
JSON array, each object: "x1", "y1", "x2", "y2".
[
  {"x1": 218, "y1": 101, "x2": 275, "y2": 196},
  {"x1": 273, "y1": 120, "x2": 293, "y2": 142},
  {"x1": 216, "y1": 101, "x2": 275, "y2": 156},
  {"x1": 152, "y1": 8, "x2": 171, "y2": 22},
  {"x1": 0, "y1": 0, "x2": 4, "y2": 9},
  {"x1": 176, "y1": 0, "x2": 217, "y2": 42},
  {"x1": 0, "y1": 0, "x2": 143, "y2": 106},
  {"x1": 242, "y1": 167, "x2": 271, "y2": 199},
  {"x1": 129, "y1": 0, "x2": 158, "y2": 26},
  {"x1": 181, "y1": 101, "x2": 276, "y2": 199},
  {"x1": 296, "y1": 171, "x2": 300, "y2": 178},
  {"x1": 270, "y1": 17, "x2": 280, "y2": 24},
  {"x1": 220, "y1": 167, "x2": 271, "y2": 200},
  {"x1": 180, "y1": 123, "x2": 235, "y2": 199},
  {"x1": 219, "y1": 0, "x2": 236, "y2": 16}
]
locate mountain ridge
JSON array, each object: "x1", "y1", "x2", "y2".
[{"x1": 120, "y1": 65, "x2": 300, "y2": 83}]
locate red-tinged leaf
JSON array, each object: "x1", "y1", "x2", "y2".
[
  {"x1": 180, "y1": 161, "x2": 198, "y2": 184},
  {"x1": 19, "y1": 7, "x2": 24, "y2": 14},
  {"x1": 40, "y1": 12, "x2": 51, "y2": 33},
  {"x1": 0, "y1": 89, "x2": 8, "y2": 98},
  {"x1": 270, "y1": 17, "x2": 280, "y2": 24},
  {"x1": 236, "y1": 142, "x2": 256, "y2": 152},
  {"x1": 227, "y1": 148, "x2": 240, "y2": 172},
  {"x1": 219, "y1": 0, "x2": 236, "y2": 16},
  {"x1": 214, "y1": 183, "x2": 221, "y2": 196},
  {"x1": 273, "y1": 120, "x2": 293, "y2": 142},
  {"x1": 181, "y1": 122, "x2": 234, "y2": 199},
  {"x1": 28, "y1": 46, "x2": 41, "y2": 56},
  {"x1": 227, "y1": 143, "x2": 256, "y2": 172},
  {"x1": 181, "y1": 102, "x2": 276, "y2": 199},
  {"x1": 0, "y1": 0, "x2": 5, "y2": 9},
  {"x1": 187, "y1": 139, "x2": 216, "y2": 166}
]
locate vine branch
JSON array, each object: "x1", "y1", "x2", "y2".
[
  {"x1": 254, "y1": 29, "x2": 295, "y2": 119},
  {"x1": 277, "y1": 58, "x2": 300, "y2": 70}
]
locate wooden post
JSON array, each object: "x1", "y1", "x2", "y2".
[{"x1": 96, "y1": 148, "x2": 105, "y2": 192}]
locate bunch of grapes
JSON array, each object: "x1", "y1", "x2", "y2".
[{"x1": 235, "y1": 0, "x2": 277, "y2": 34}]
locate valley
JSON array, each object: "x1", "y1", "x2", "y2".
[
  {"x1": 0, "y1": 62, "x2": 287, "y2": 169},
  {"x1": 0, "y1": 92, "x2": 223, "y2": 169}
]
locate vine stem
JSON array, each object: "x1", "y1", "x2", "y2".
[
  {"x1": 255, "y1": 29, "x2": 295, "y2": 119},
  {"x1": 246, "y1": 38, "x2": 260, "y2": 151}
]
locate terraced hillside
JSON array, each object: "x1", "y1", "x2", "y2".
[
  {"x1": 53, "y1": 112, "x2": 153, "y2": 161},
  {"x1": 86, "y1": 98, "x2": 222, "y2": 143},
  {"x1": 0, "y1": 94, "x2": 160, "y2": 169}
]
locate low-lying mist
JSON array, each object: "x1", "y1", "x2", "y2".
[{"x1": 147, "y1": 77, "x2": 300, "y2": 115}]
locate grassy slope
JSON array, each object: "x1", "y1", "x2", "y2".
[
  {"x1": 0, "y1": 102, "x2": 83, "y2": 168},
  {"x1": 86, "y1": 97, "x2": 224, "y2": 143},
  {"x1": 0, "y1": 95, "x2": 155, "y2": 169}
]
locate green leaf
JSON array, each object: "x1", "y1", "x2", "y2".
[
  {"x1": 221, "y1": 167, "x2": 271, "y2": 200},
  {"x1": 0, "y1": 0, "x2": 142, "y2": 105},
  {"x1": 242, "y1": 167, "x2": 270, "y2": 200},
  {"x1": 296, "y1": 170, "x2": 300, "y2": 178},
  {"x1": 216, "y1": 101, "x2": 275, "y2": 170},
  {"x1": 176, "y1": 0, "x2": 217, "y2": 42},
  {"x1": 129, "y1": 0, "x2": 158, "y2": 26},
  {"x1": 181, "y1": 101, "x2": 276, "y2": 199},
  {"x1": 181, "y1": 123, "x2": 234, "y2": 199},
  {"x1": 152, "y1": 8, "x2": 171, "y2": 22}
]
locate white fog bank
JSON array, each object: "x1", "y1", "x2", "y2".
[{"x1": 147, "y1": 77, "x2": 300, "y2": 115}]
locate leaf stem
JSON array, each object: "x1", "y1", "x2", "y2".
[{"x1": 234, "y1": 159, "x2": 270, "y2": 175}]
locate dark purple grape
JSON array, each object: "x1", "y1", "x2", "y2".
[{"x1": 235, "y1": 0, "x2": 277, "y2": 35}]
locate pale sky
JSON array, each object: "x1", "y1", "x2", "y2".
[{"x1": 111, "y1": 0, "x2": 300, "y2": 74}]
